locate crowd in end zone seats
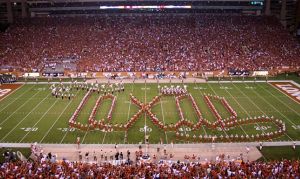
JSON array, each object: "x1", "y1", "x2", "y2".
[
  {"x1": 0, "y1": 15, "x2": 300, "y2": 72},
  {"x1": 0, "y1": 157, "x2": 299, "y2": 178}
]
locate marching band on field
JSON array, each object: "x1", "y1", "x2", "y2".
[
  {"x1": 159, "y1": 85, "x2": 187, "y2": 95},
  {"x1": 50, "y1": 81, "x2": 125, "y2": 99}
]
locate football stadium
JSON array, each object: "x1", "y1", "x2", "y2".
[{"x1": 0, "y1": 0, "x2": 300, "y2": 177}]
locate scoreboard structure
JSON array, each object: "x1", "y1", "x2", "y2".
[{"x1": 2, "y1": 0, "x2": 266, "y2": 20}]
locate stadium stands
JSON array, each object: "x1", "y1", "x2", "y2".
[
  {"x1": 0, "y1": 15, "x2": 299, "y2": 72},
  {"x1": 0, "y1": 157, "x2": 299, "y2": 178}
]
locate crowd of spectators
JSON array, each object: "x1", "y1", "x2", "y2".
[
  {"x1": 0, "y1": 156, "x2": 299, "y2": 178},
  {"x1": 0, "y1": 74, "x2": 16, "y2": 84},
  {"x1": 1, "y1": 15, "x2": 300, "y2": 72}
]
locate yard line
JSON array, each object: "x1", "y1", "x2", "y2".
[
  {"x1": 245, "y1": 83, "x2": 298, "y2": 127},
  {"x1": 264, "y1": 83, "x2": 300, "y2": 118},
  {"x1": 216, "y1": 83, "x2": 252, "y2": 136},
  {"x1": 233, "y1": 83, "x2": 294, "y2": 141},
  {"x1": 18, "y1": 98, "x2": 60, "y2": 142},
  {"x1": 124, "y1": 83, "x2": 134, "y2": 144},
  {"x1": 0, "y1": 93, "x2": 51, "y2": 142},
  {"x1": 174, "y1": 95, "x2": 187, "y2": 139},
  {"x1": 245, "y1": 83, "x2": 296, "y2": 126},
  {"x1": 206, "y1": 83, "x2": 231, "y2": 137},
  {"x1": 59, "y1": 91, "x2": 83, "y2": 144},
  {"x1": 0, "y1": 83, "x2": 24, "y2": 102},
  {"x1": 0, "y1": 85, "x2": 35, "y2": 114},
  {"x1": 0, "y1": 88, "x2": 42, "y2": 126},
  {"x1": 144, "y1": 82, "x2": 147, "y2": 144},
  {"x1": 101, "y1": 132, "x2": 107, "y2": 144},
  {"x1": 194, "y1": 83, "x2": 208, "y2": 136},
  {"x1": 81, "y1": 126, "x2": 90, "y2": 144},
  {"x1": 98, "y1": 89, "x2": 121, "y2": 145},
  {"x1": 158, "y1": 84, "x2": 168, "y2": 144},
  {"x1": 42, "y1": 90, "x2": 79, "y2": 143}
]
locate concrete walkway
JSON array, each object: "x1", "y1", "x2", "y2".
[{"x1": 1, "y1": 141, "x2": 299, "y2": 162}]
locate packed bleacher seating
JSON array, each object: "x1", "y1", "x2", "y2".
[
  {"x1": 0, "y1": 156, "x2": 299, "y2": 178},
  {"x1": 0, "y1": 15, "x2": 300, "y2": 72}
]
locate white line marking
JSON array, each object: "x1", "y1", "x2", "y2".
[
  {"x1": 207, "y1": 83, "x2": 230, "y2": 137},
  {"x1": 1, "y1": 93, "x2": 51, "y2": 141},
  {"x1": 0, "y1": 88, "x2": 42, "y2": 126},
  {"x1": 0, "y1": 84, "x2": 25, "y2": 103},
  {"x1": 19, "y1": 98, "x2": 60, "y2": 142},
  {"x1": 219, "y1": 83, "x2": 264, "y2": 137},
  {"x1": 41, "y1": 90, "x2": 80, "y2": 143},
  {"x1": 159, "y1": 87, "x2": 168, "y2": 144},
  {"x1": 256, "y1": 84, "x2": 299, "y2": 126},
  {"x1": 194, "y1": 83, "x2": 208, "y2": 136},
  {"x1": 124, "y1": 84, "x2": 134, "y2": 144},
  {"x1": 0, "y1": 85, "x2": 34, "y2": 114},
  {"x1": 267, "y1": 83, "x2": 300, "y2": 114},
  {"x1": 59, "y1": 91, "x2": 83, "y2": 143},
  {"x1": 99, "y1": 91, "x2": 120, "y2": 144},
  {"x1": 234, "y1": 83, "x2": 293, "y2": 141}
]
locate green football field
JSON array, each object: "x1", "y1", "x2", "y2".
[{"x1": 0, "y1": 82, "x2": 300, "y2": 144}]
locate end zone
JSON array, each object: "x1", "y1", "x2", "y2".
[
  {"x1": 269, "y1": 82, "x2": 300, "y2": 104},
  {"x1": 0, "y1": 84, "x2": 23, "y2": 101}
]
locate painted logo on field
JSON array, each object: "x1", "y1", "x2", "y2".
[
  {"x1": 270, "y1": 82, "x2": 300, "y2": 103},
  {"x1": 0, "y1": 84, "x2": 22, "y2": 100},
  {"x1": 0, "y1": 89, "x2": 11, "y2": 97}
]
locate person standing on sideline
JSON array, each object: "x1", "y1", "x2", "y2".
[{"x1": 76, "y1": 136, "x2": 80, "y2": 149}]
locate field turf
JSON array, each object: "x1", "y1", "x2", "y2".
[{"x1": 0, "y1": 82, "x2": 300, "y2": 144}]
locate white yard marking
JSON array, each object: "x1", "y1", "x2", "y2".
[
  {"x1": 124, "y1": 84, "x2": 134, "y2": 144},
  {"x1": 99, "y1": 91, "x2": 120, "y2": 145},
  {"x1": 175, "y1": 95, "x2": 187, "y2": 138},
  {"x1": 0, "y1": 93, "x2": 51, "y2": 141},
  {"x1": 245, "y1": 84, "x2": 298, "y2": 128},
  {"x1": 266, "y1": 84, "x2": 300, "y2": 117},
  {"x1": 0, "y1": 84, "x2": 25, "y2": 103},
  {"x1": 216, "y1": 83, "x2": 254, "y2": 136},
  {"x1": 234, "y1": 83, "x2": 294, "y2": 141},
  {"x1": 139, "y1": 127, "x2": 152, "y2": 132},
  {"x1": 19, "y1": 98, "x2": 60, "y2": 142},
  {"x1": 193, "y1": 87, "x2": 207, "y2": 90},
  {"x1": 159, "y1": 86, "x2": 168, "y2": 144},
  {"x1": 0, "y1": 85, "x2": 34, "y2": 114},
  {"x1": 194, "y1": 83, "x2": 208, "y2": 136},
  {"x1": 59, "y1": 91, "x2": 85, "y2": 144},
  {"x1": 144, "y1": 82, "x2": 147, "y2": 144},
  {"x1": 41, "y1": 90, "x2": 79, "y2": 143},
  {"x1": 0, "y1": 88, "x2": 42, "y2": 126},
  {"x1": 101, "y1": 131, "x2": 107, "y2": 144},
  {"x1": 207, "y1": 84, "x2": 231, "y2": 137}
]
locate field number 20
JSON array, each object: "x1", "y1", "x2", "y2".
[{"x1": 21, "y1": 128, "x2": 38, "y2": 132}]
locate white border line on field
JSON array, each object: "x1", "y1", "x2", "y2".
[
  {"x1": 19, "y1": 98, "x2": 60, "y2": 143},
  {"x1": 124, "y1": 83, "x2": 134, "y2": 144},
  {"x1": 1, "y1": 93, "x2": 51, "y2": 142},
  {"x1": 0, "y1": 84, "x2": 24, "y2": 103},
  {"x1": 268, "y1": 82, "x2": 300, "y2": 105},
  {"x1": 215, "y1": 83, "x2": 249, "y2": 136},
  {"x1": 0, "y1": 84, "x2": 34, "y2": 113},
  {"x1": 159, "y1": 85, "x2": 169, "y2": 144},
  {"x1": 259, "y1": 84, "x2": 300, "y2": 121},
  {"x1": 234, "y1": 83, "x2": 294, "y2": 141},
  {"x1": 194, "y1": 82, "x2": 208, "y2": 136},
  {"x1": 41, "y1": 90, "x2": 80, "y2": 143},
  {"x1": 0, "y1": 141, "x2": 299, "y2": 148},
  {"x1": 0, "y1": 88, "x2": 42, "y2": 126}
]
